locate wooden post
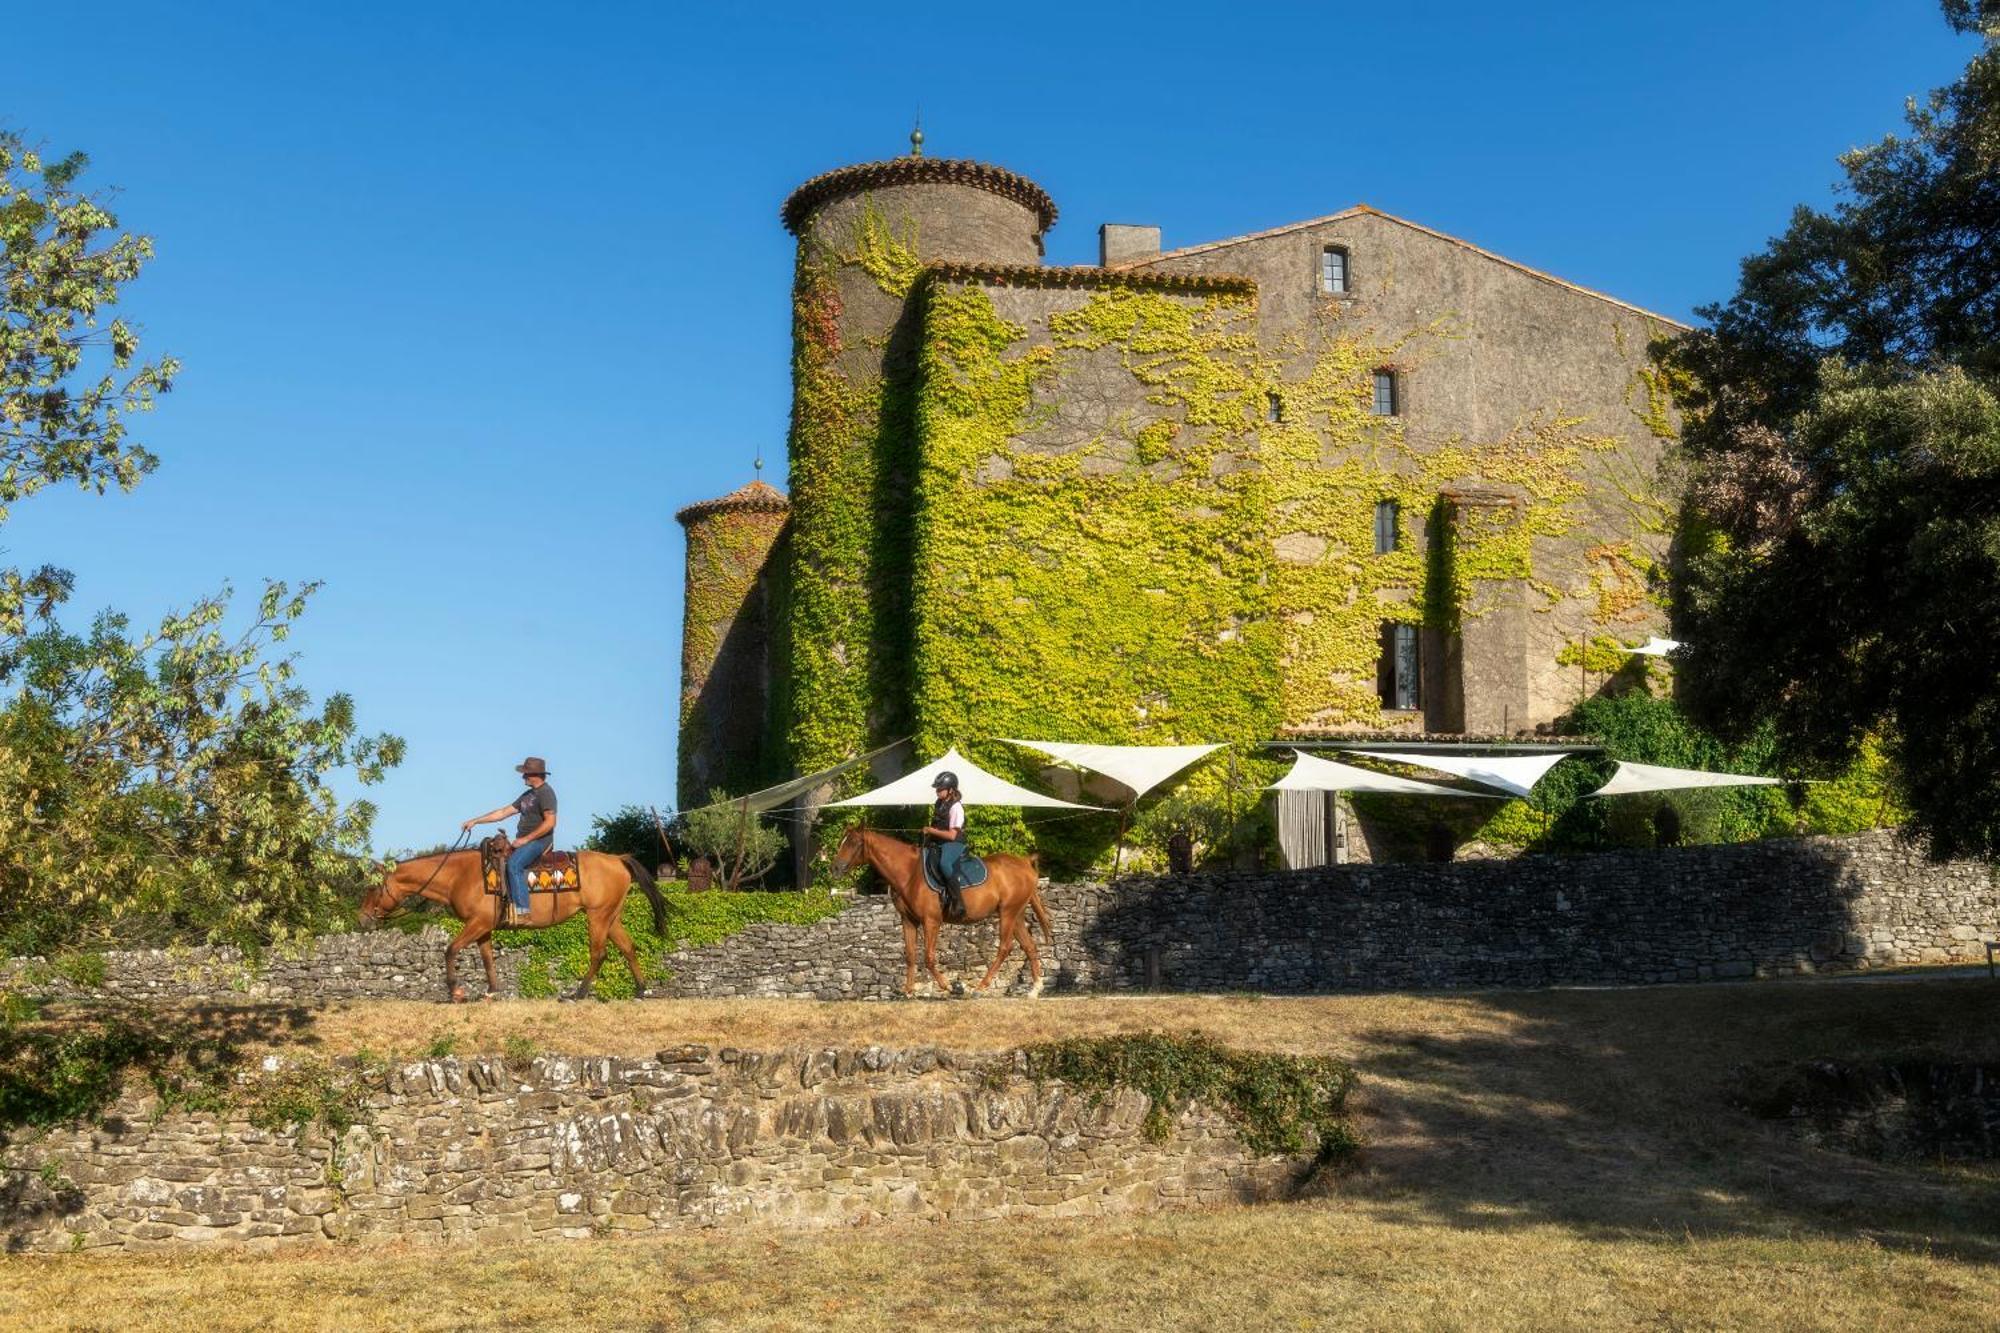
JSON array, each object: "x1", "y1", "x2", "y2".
[
  {"x1": 1113, "y1": 802, "x2": 1131, "y2": 878},
  {"x1": 649, "y1": 805, "x2": 677, "y2": 873}
]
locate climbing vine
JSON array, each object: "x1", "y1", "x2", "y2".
[
  {"x1": 677, "y1": 498, "x2": 786, "y2": 800},
  {"x1": 773, "y1": 190, "x2": 1694, "y2": 873}
]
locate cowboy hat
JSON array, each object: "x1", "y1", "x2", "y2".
[{"x1": 515, "y1": 757, "x2": 551, "y2": 777}]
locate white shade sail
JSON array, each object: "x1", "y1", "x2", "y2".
[
  {"x1": 1001, "y1": 740, "x2": 1225, "y2": 802},
  {"x1": 1270, "y1": 752, "x2": 1503, "y2": 798},
  {"x1": 1623, "y1": 636, "x2": 1683, "y2": 657},
  {"x1": 1347, "y1": 749, "x2": 1576, "y2": 799},
  {"x1": 1586, "y1": 760, "x2": 1783, "y2": 798},
  {"x1": 828, "y1": 748, "x2": 1107, "y2": 810}
]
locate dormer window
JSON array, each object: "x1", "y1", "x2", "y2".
[
  {"x1": 1266, "y1": 392, "x2": 1284, "y2": 423},
  {"x1": 1320, "y1": 246, "x2": 1349, "y2": 295}
]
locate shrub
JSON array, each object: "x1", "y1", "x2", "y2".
[{"x1": 1023, "y1": 1030, "x2": 1360, "y2": 1165}]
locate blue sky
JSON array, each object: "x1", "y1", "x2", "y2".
[{"x1": 1, "y1": 1, "x2": 1980, "y2": 853}]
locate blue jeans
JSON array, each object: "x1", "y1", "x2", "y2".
[
  {"x1": 505, "y1": 836, "x2": 552, "y2": 913},
  {"x1": 935, "y1": 839, "x2": 966, "y2": 887}
]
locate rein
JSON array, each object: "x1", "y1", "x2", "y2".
[{"x1": 377, "y1": 830, "x2": 472, "y2": 921}]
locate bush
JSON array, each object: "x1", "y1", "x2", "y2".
[
  {"x1": 1024, "y1": 1030, "x2": 1360, "y2": 1165},
  {"x1": 584, "y1": 804, "x2": 679, "y2": 868}
]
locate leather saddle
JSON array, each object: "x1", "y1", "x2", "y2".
[
  {"x1": 921, "y1": 846, "x2": 988, "y2": 896},
  {"x1": 480, "y1": 833, "x2": 583, "y2": 895}
]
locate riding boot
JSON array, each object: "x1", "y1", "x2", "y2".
[{"x1": 943, "y1": 880, "x2": 965, "y2": 921}]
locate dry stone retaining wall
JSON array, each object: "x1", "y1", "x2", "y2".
[
  {"x1": 2, "y1": 1046, "x2": 1306, "y2": 1253},
  {"x1": 2, "y1": 831, "x2": 1992, "y2": 1004},
  {"x1": 0, "y1": 928, "x2": 519, "y2": 1005},
  {"x1": 651, "y1": 829, "x2": 2000, "y2": 998}
]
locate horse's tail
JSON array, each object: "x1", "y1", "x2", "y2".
[
  {"x1": 620, "y1": 855, "x2": 668, "y2": 936},
  {"x1": 1026, "y1": 855, "x2": 1053, "y2": 942}
]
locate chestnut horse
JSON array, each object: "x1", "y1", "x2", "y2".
[
  {"x1": 359, "y1": 849, "x2": 666, "y2": 1002},
  {"x1": 831, "y1": 827, "x2": 1053, "y2": 998}
]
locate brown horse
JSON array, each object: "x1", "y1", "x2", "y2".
[
  {"x1": 831, "y1": 827, "x2": 1053, "y2": 998},
  {"x1": 359, "y1": 849, "x2": 667, "y2": 1002}
]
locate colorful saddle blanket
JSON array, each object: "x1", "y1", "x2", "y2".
[
  {"x1": 921, "y1": 847, "x2": 988, "y2": 895},
  {"x1": 479, "y1": 835, "x2": 584, "y2": 895}
]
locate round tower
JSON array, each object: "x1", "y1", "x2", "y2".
[
  {"x1": 674, "y1": 478, "x2": 789, "y2": 808},
  {"x1": 778, "y1": 145, "x2": 1058, "y2": 796}
]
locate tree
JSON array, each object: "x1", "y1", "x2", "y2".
[
  {"x1": 1659, "y1": 9, "x2": 2000, "y2": 859},
  {"x1": 0, "y1": 134, "x2": 401, "y2": 951},
  {"x1": 681, "y1": 792, "x2": 786, "y2": 888},
  {"x1": 584, "y1": 803, "x2": 679, "y2": 870}
]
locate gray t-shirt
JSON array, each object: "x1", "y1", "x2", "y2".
[{"x1": 514, "y1": 784, "x2": 557, "y2": 840}]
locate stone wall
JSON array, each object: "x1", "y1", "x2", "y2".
[
  {"x1": 649, "y1": 829, "x2": 2000, "y2": 998},
  {"x1": 2, "y1": 1045, "x2": 1307, "y2": 1253},
  {"x1": 0, "y1": 927, "x2": 514, "y2": 1005},
  {"x1": 3, "y1": 831, "x2": 1991, "y2": 1005}
]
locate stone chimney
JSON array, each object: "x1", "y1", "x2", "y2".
[{"x1": 1099, "y1": 223, "x2": 1161, "y2": 267}]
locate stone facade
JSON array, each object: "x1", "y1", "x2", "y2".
[
  {"x1": 2, "y1": 1046, "x2": 1307, "y2": 1253},
  {"x1": 677, "y1": 148, "x2": 1687, "y2": 813}
]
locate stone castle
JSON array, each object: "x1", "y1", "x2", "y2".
[{"x1": 675, "y1": 139, "x2": 1682, "y2": 833}]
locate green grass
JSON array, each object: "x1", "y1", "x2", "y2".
[{"x1": 494, "y1": 885, "x2": 847, "y2": 999}]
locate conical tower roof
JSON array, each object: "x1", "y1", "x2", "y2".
[{"x1": 675, "y1": 479, "x2": 789, "y2": 525}]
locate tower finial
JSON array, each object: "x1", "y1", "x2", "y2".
[
  {"x1": 754, "y1": 445, "x2": 764, "y2": 479},
  {"x1": 910, "y1": 111, "x2": 924, "y2": 158}
]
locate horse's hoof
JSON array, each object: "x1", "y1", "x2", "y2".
[
  {"x1": 480, "y1": 993, "x2": 495, "y2": 1004},
  {"x1": 1026, "y1": 979, "x2": 1044, "y2": 999},
  {"x1": 449, "y1": 986, "x2": 467, "y2": 1004}
]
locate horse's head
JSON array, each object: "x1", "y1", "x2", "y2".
[
  {"x1": 830, "y1": 826, "x2": 868, "y2": 877},
  {"x1": 356, "y1": 863, "x2": 409, "y2": 930}
]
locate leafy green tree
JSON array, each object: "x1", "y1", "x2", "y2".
[
  {"x1": 583, "y1": 803, "x2": 679, "y2": 870},
  {"x1": 0, "y1": 134, "x2": 401, "y2": 951},
  {"x1": 681, "y1": 791, "x2": 786, "y2": 887},
  {"x1": 1658, "y1": 8, "x2": 2000, "y2": 860}
]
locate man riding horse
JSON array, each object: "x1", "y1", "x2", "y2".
[{"x1": 461, "y1": 756, "x2": 557, "y2": 927}]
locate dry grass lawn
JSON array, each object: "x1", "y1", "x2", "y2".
[{"x1": 5, "y1": 976, "x2": 2000, "y2": 1330}]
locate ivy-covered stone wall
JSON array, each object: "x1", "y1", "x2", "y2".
[{"x1": 727, "y1": 159, "x2": 1698, "y2": 872}]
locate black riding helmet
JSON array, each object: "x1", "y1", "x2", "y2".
[{"x1": 932, "y1": 771, "x2": 959, "y2": 792}]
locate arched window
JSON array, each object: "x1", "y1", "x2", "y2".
[{"x1": 1320, "y1": 246, "x2": 1349, "y2": 295}]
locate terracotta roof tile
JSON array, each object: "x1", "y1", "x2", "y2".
[{"x1": 782, "y1": 158, "x2": 1058, "y2": 237}]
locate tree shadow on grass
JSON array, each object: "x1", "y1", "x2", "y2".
[{"x1": 1334, "y1": 978, "x2": 2000, "y2": 1261}]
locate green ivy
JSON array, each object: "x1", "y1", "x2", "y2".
[
  {"x1": 495, "y1": 885, "x2": 846, "y2": 999},
  {"x1": 1454, "y1": 691, "x2": 1908, "y2": 851},
  {"x1": 1023, "y1": 1030, "x2": 1360, "y2": 1165},
  {"x1": 779, "y1": 194, "x2": 1680, "y2": 875}
]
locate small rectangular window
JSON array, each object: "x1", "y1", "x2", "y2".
[
  {"x1": 1372, "y1": 369, "x2": 1398, "y2": 416},
  {"x1": 1266, "y1": 392, "x2": 1283, "y2": 423},
  {"x1": 1374, "y1": 499, "x2": 1399, "y2": 554},
  {"x1": 1377, "y1": 622, "x2": 1420, "y2": 710},
  {"x1": 1320, "y1": 247, "x2": 1348, "y2": 295}
]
